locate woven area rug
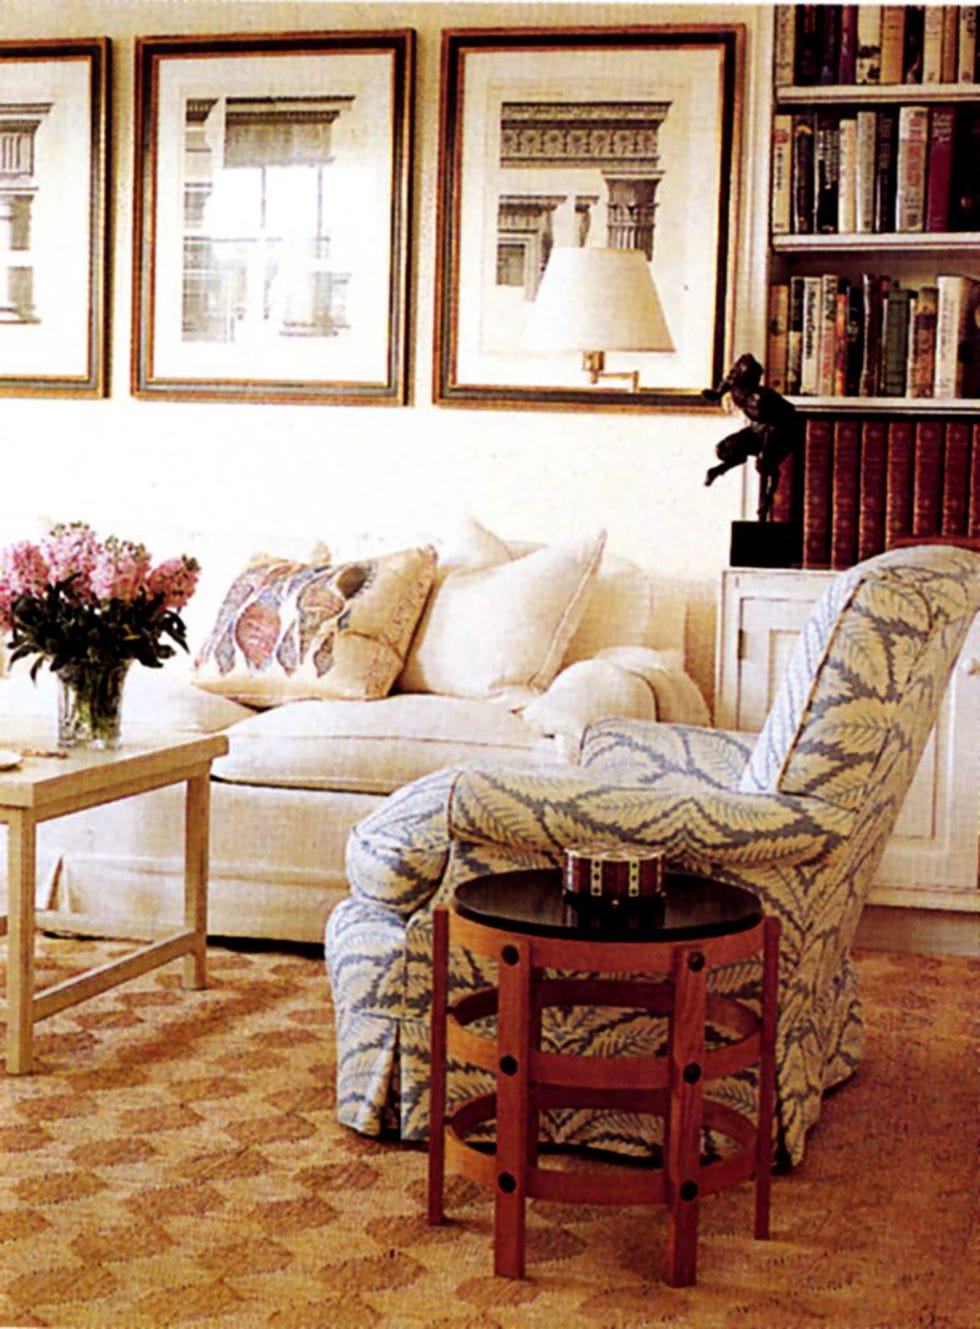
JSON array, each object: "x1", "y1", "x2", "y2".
[{"x1": 1, "y1": 936, "x2": 977, "y2": 1328}]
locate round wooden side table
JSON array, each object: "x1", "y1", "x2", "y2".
[{"x1": 427, "y1": 867, "x2": 780, "y2": 1287}]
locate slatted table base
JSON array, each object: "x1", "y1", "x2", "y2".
[{"x1": 428, "y1": 906, "x2": 780, "y2": 1286}]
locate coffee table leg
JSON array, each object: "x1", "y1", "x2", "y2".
[
  {"x1": 6, "y1": 811, "x2": 37, "y2": 1074},
  {"x1": 183, "y1": 772, "x2": 210, "y2": 990}
]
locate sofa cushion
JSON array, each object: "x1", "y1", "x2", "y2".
[
  {"x1": 192, "y1": 545, "x2": 437, "y2": 706},
  {"x1": 212, "y1": 694, "x2": 561, "y2": 795},
  {"x1": 399, "y1": 530, "x2": 606, "y2": 705}
]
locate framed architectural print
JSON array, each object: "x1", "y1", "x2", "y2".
[
  {"x1": 133, "y1": 30, "x2": 414, "y2": 404},
  {"x1": 0, "y1": 38, "x2": 109, "y2": 397},
  {"x1": 435, "y1": 26, "x2": 744, "y2": 410}
]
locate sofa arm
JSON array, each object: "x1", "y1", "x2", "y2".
[{"x1": 582, "y1": 718, "x2": 755, "y2": 790}]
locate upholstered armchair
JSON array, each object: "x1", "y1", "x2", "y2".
[{"x1": 326, "y1": 545, "x2": 980, "y2": 1166}]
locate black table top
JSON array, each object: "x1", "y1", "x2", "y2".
[{"x1": 453, "y1": 868, "x2": 763, "y2": 943}]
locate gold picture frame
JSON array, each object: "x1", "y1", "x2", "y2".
[
  {"x1": 0, "y1": 38, "x2": 110, "y2": 398},
  {"x1": 434, "y1": 25, "x2": 744, "y2": 411},
  {"x1": 133, "y1": 30, "x2": 414, "y2": 404}
]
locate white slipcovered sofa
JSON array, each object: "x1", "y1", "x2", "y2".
[{"x1": 0, "y1": 519, "x2": 706, "y2": 944}]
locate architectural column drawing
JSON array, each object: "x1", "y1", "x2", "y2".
[
  {"x1": 0, "y1": 103, "x2": 52, "y2": 324},
  {"x1": 498, "y1": 100, "x2": 671, "y2": 262},
  {"x1": 496, "y1": 194, "x2": 565, "y2": 297}
]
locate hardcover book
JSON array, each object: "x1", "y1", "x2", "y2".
[
  {"x1": 885, "y1": 419, "x2": 915, "y2": 547},
  {"x1": 855, "y1": 109, "x2": 877, "y2": 231},
  {"x1": 922, "y1": 4, "x2": 945, "y2": 82},
  {"x1": 873, "y1": 107, "x2": 898, "y2": 231},
  {"x1": 774, "y1": 5, "x2": 797, "y2": 86},
  {"x1": 940, "y1": 420, "x2": 971, "y2": 536},
  {"x1": 902, "y1": 5, "x2": 926, "y2": 83},
  {"x1": 958, "y1": 6, "x2": 977, "y2": 83},
  {"x1": 837, "y1": 5, "x2": 858, "y2": 83},
  {"x1": 801, "y1": 276, "x2": 823, "y2": 394},
  {"x1": 771, "y1": 114, "x2": 794, "y2": 234},
  {"x1": 924, "y1": 104, "x2": 955, "y2": 231},
  {"x1": 907, "y1": 284, "x2": 938, "y2": 398},
  {"x1": 815, "y1": 110, "x2": 842, "y2": 232},
  {"x1": 895, "y1": 105, "x2": 929, "y2": 232},
  {"x1": 950, "y1": 106, "x2": 980, "y2": 229},
  {"x1": 792, "y1": 113, "x2": 816, "y2": 233},
  {"x1": 794, "y1": 4, "x2": 822, "y2": 84},
  {"x1": 803, "y1": 417, "x2": 834, "y2": 566},
  {"x1": 881, "y1": 285, "x2": 912, "y2": 396},
  {"x1": 766, "y1": 284, "x2": 790, "y2": 393},
  {"x1": 912, "y1": 418, "x2": 944, "y2": 536},
  {"x1": 935, "y1": 274, "x2": 980, "y2": 396},
  {"x1": 837, "y1": 115, "x2": 858, "y2": 232},
  {"x1": 786, "y1": 274, "x2": 806, "y2": 394},
  {"x1": 940, "y1": 5, "x2": 960, "y2": 83},
  {"x1": 880, "y1": 5, "x2": 908, "y2": 83},
  {"x1": 820, "y1": 272, "x2": 842, "y2": 393},
  {"x1": 860, "y1": 273, "x2": 889, "y2": 396},
  {"x1": 856, "y1": 5, "x2": 883, "y2": 83},
  {"x1": 857, "y1": 419, "x2": 888, "y2": 559},
  {"x1": 969, "y1": 424, "x2": 980, "y2": 536},
  {"x1": 830, "y1": 417, "x2": 861, "y2": 567}
]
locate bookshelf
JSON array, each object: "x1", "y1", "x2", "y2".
[{"x1": 767, "y1": 5, "x2": 980, "y2": 412}]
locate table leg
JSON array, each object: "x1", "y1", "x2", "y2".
[
  {"x1": 494, "y1": 934, "x2": 532, "y2": 1279},
  {"x1": 665, "y1": 942, "x2": 708, "y2": 1287},
  {"x1": 183, "y1": 771, "x2": 210, "y2": 990},
  {"x1": 427, "y1": 908, "x2": 450, "y2": 1225},
  {"x1": 6, "y1": 811, "x2": 37, "y2": 1074},
  {"x1": 754, "y1": 916, "x2": 781, "y2": 1240}
]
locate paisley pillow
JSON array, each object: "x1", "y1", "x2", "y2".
[{"x1": 191, "y1": 545, "x2": 436, "y2": 706}]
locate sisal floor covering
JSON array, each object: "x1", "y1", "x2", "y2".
[{"x1": 1, "y1": 935, "x2": 977, "y2": 1328}]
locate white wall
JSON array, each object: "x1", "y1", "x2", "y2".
[{"x1": 0, "y1": 1, "x2": 773, "y2": 704}]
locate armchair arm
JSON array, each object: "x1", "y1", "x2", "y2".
[
  {"x1": 449, "y1": 766, "x2": 853, "y2": 868},
  {"x1": 582, "y1": 717, "x2": 755, "y2": 790}
]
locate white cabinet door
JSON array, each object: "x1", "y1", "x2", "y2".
[{"x1": 716, "y1": 569, "x2": 980, "y2": 910}]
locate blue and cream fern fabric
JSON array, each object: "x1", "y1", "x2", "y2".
[{"x1": 326, "y1": 545, "x2": 980, "y2": 1165}]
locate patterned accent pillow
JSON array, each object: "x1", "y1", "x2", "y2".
[{"x1": 192, "y1": 545, "x2": 437, "y2": 706}]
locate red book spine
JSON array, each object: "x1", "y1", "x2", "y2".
[
  {"x1": 970, "y1": 424, "x2": 980, "y2": 539},
  {"x1": 925, "y1": 104, "x2": 955, "y2": 232},
  {"x1": 885, "y1": 419, "x2": 915, "y2": 547},
  {"x1": 941, "y1": 421, "x2": 971, "y2": 536},
  {"x1": 912, "y1": 419, "x2": 944, "y2": 537},
  {"x1": 830, "y1": 418, "x2": 861, "y2": 568},
  {"x1": 803, "y1": 417, "x2": 834, "y2": 568},
  {"x1": 858, "y1": 419, "x2": 888, "y2": 560},
  {"x1": 769, "y1": 448, "x2": 796, "y2": 524}
]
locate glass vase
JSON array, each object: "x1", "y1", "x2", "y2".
[{"x1": 56, "y1": 661, "x2": 130, "y2": 750}]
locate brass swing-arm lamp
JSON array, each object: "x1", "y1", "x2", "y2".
[{"x1": 521, "y1": 246, "x2": 675, "y2": 390}]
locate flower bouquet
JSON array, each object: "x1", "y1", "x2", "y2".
[{"x1": 0, "y1": 522, "x2": 199, "y2": 749}]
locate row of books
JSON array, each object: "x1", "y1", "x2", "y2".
[
  {"x1": 792, "y1": 415, "x2": 980, "y2": 569},
  {"x1": 777, "y1": 5, "x2": 980, "y2": 87},
  {"x1": 773, "y1": 104, "x2": 980, "y2": 235},
  {"x1": 767, "y1": 273, "x2": 980, "y2": 401}
]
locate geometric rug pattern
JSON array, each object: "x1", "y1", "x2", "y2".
[{"x1": 1, "y1": 936, "x2": 977, "y2": 1327}]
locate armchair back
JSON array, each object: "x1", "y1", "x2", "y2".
[{"x1": 740, "y1": 545, "x2": 980, "y2": 814}]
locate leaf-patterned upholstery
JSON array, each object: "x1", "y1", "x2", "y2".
[{"x1": 326, "y1": 545, "x2": 980, "y2": 1165}]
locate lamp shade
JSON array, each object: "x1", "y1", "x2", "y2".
[{"x1": 521, "y1": 247, "x2": 674, "y2": 353}]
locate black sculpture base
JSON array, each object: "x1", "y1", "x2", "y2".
[{"x1": 729, "y1": 520, "x2": 801, "y2": 569}]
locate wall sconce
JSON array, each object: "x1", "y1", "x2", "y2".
[{"x1": 521, "y1": 246, "x2": 674, "y2": 391}]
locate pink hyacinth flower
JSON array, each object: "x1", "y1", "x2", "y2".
[
  {"x1": 147, "y1": 555, "x2": 200, "y2": 609},
  {"x1": 41, "y1": 522, "x2": 101, "y2": 600},
  {"x1": 1, "y1": 540, "x2": 50, "y2": 600},
  {"x1": 91, "y1": 536, "x2": 152, "y2": 603}
]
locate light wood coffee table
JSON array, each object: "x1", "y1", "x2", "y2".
[{"x1": 0, "y1": 725, "x2": 228, "y2": 1073}]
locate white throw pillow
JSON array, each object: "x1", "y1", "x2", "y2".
[{"x1": 400, "y1": 530, "x2": 606, "y2": 704}]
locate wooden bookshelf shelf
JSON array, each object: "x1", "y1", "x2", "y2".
[
  {"x1": 776, "y1": 82, "x2": 980, "y2": 106},
  {"x1": 773, "y1": 233, "x2": 980, "y2": 254},
  {"x1": 787, "y1": 396, "x2": 980, "y2": 415}
]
